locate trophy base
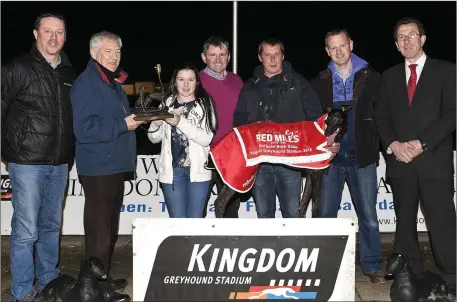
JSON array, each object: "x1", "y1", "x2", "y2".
[{"x1": 133, "y1": 111, "x2": 174, "y2": 121}]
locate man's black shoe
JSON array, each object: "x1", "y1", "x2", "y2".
[
  {"x1": 99, "y1": 280, "x2": 131, "y2": 302},
  {"x1": 108, "y1": 276, "x2": 128, "y2": 291}
]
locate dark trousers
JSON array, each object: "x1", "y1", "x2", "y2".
[
  {"x1": 390, "y1": 171, "x2": 456, "y2": 286},
  {"x1": 203, "y1": 170, "x2": 249, "y2": 218},
  {"x1": 79, "y1": 174, "x2": 125, "y2": 273}
]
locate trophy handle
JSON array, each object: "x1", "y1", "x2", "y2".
[
  {"x1": 138, "y1": 86, "x2": 146, "y2": 109},
  {"x1": 154, "y1": 64, "x2": 165, "y2": 95},
  {"x1": 155, "y1": 64, "x2": 167, "y2": 108}
]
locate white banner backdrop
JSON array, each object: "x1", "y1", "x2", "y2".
[{"x1": 1, "y1": 152, "x2": 455, "y2": 235}]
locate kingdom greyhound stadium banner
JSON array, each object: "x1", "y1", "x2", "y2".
[
  {"x1": 132, "y1": 218, "x2": 356, "y2": 301},
  {"x1": 1, "y1": 152, "x2": 455, "y2": 235}
]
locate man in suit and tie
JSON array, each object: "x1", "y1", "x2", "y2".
[{"x1": 375, "y1": 17, "x2": 456, "y2": 294}]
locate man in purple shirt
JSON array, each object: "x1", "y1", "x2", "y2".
[{"x1": 200, "y1": 36, "x2": 247, "y2": 218}]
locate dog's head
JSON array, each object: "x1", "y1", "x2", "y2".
[
  {"x1": 324, "y1": 105, "x2": 350, "y2": 143},
  {"x1": 385, "y1": 253, "x2": 411, "y2": 278}
]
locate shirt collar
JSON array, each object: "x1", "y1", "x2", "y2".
[
  {"x1": 203, "y1": 66, "x2": 227, "y2": 80},
  {"x1": 48, "y1": 55, "x2": 61, "y2": 69},
  {"x1": 335, "y1": 65, "x2": 353, "y2": 80},
  {"x1": 405, "y1": 51, "x2": 426, "y2": 69},
  {"x1": 330, "y1": 57, "x2": 353, "y2": 80}
]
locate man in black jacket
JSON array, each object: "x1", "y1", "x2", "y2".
[
  {"x1": 311, "y1": 29, "x2": 384, "y2": 284},
  {"x1": 233, "y1": 38, "x2": 335, "y2": 218},
  {"x1": 375, "y1": 18, "x2": 456, "y2": 295},
  {"x1": 1, "y1": 14, "x2": 76, "y2": 301}
]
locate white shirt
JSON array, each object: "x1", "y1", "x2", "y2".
[{"x1": 405, "y1": 52, "x2": 427, "y2": 84}]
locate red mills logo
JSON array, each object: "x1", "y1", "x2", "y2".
[{"x1": 256, "y1": 130, "x2": 299, "y2": 143}]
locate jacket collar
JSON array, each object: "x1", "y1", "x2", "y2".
[
  {"x1": 29, "y1": 43, "x2": 72, "y2": 68},
  {"x1": 253, "y1": 61, "x2": 294, "y2": 79},
  {"x1": 88, "y1": 59, "x2": 128, "y2": 85}
]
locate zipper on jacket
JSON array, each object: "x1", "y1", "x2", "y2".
[
  {"x1": 119, "y1": 96, "x2": 136, "y2": 173},
  {"x1": 343, "y1": 82, "x2": 347, "y2": 102},
  {"x1": 54, "y1": 69, "x2": 62, "y2": 166}
]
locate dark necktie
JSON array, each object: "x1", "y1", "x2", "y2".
[{"x1": 408, "y1": 64, "x2": 418, "y2": 105}]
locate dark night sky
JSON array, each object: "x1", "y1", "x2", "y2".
[{"x1": 1, "y1": 1, "x2": 456, "y2": 84}]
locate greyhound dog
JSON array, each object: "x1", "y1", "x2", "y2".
[
  {"x1": 212, "y1": 105, "x2": 350, "y2": 218},
  {"x1": 39, "y1": 257, "x2": 130, "y2": 302},
  {"x1": 298, "y1": 105, "x2": 350, "y2": 218}
]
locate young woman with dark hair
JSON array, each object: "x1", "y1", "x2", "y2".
[{"x1": 147, "y1": 63, "x2": 217, "y2": 218}]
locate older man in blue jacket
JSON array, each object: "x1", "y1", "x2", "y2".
[{"x1": 70, "y1": 31, "x2": 143, "y2": 290}]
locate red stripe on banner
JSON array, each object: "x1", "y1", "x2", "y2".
[{"x1": 249, "y1": 286, "x2": 301, "y2": 292}]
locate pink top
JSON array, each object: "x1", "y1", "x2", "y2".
[{"x1": 200, "y1": 70, "x2": 244, "y2": 147}]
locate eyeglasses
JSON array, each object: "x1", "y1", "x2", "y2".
[{"x1": 397, "y1": 32, "x2": 420, "y2": 42}]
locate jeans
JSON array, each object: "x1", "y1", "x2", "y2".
[
  {"x1": 161, "y1": 167, "x2": 210, "y2": 218},
  {"x1": 8, "y1": 163, "x2": 68, "y2": 300},
  {"x1": 251, "y1": 164, "x2": 301, "y2": 218},
  {"x1": 319, "y1": 163, "x2": 382, "y2": 273}
]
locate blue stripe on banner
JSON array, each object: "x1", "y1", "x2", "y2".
[{"x1": 266, "y1": 292, "x2": 317, "y2": 299}]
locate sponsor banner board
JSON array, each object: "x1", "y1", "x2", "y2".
[{"x1": 133, "y1": 218, "x2": 356, "y2": 301}]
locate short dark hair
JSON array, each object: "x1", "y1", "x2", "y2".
[
  {"x1": 324, "y1": 29, "x2": 352, "y2": 47},
  {"x1": 393, "y1": 17, "x2": 426, "y2": 41},
  {"x1": 34, "y1": 13, "x2": 66, "y2": 32},
  {"x1": 258, "y1": 38, "x2": 285, "y2": 55},
  {"x1": 202, "y1": 36, "x2": 230, "y2": 54}
]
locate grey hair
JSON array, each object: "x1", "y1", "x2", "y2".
[{"x1": 89, "y1": 31, "x2": 123, "y2": 53}]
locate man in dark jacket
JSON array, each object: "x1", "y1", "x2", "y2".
[
  {"x1": 233, "y1": 38, "x2": 335, "y2": 218},
  {"x1": 375, "y1": 18, "x2": 456, "y2": 295},
  {"x1": 70, "y1": 31, "x2": 143, "y2": 290},
  {"x1": 311, "y1": 29, "x2": 384, "y2": 283},
  {"x1": 1, "y1": 14, "x2": 76, "y2": 301}
]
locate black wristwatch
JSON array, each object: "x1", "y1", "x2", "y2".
[{"x1": 420, "y1": 140, "x2": 428, "y2": 151}]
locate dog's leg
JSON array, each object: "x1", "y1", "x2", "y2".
[
  {"x1": 311, "y1": 169, "x2": 324, "y2": 218},
  {"x1": 299, "y1": 171, "x2": 313, "y2": 218},
  {"x1": 214, "y1": 185, "x2": 237, "y2": 218}
]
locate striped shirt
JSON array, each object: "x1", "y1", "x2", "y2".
[{"x1": 203, "y1": 66, "x2": 227, "y2": 80}]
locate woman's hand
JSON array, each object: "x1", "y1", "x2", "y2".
[{"x1": 165, "y1": 115, "x2": 181, "y2": 126}]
